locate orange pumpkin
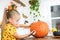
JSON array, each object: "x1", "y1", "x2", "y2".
[{"x1": 30, "y1": 21, "x2": 49, "y2": 38}]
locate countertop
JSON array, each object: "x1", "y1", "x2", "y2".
[{"x1": 22, "y1": 36, "x2": 60, "y2": 40}]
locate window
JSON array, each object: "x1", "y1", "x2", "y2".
[{"x1": 51, "y1": 5, "x2": 60, "y2": 30}]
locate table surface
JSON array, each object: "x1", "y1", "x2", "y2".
[{"x1": 23, "y1": 36, "x2": 60, "y2": 40}]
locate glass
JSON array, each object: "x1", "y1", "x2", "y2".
[{"x1": 51, "y1": 5, "x2": 60, "y2": 17}]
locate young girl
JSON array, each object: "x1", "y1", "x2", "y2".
[{"x1": 1, "y1": 8, "x2": 35, "y2": 40}]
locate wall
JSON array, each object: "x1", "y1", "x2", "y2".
[
  {"x1": 0, "y1": 0, "x2": 51, "y2": 29},
  {"x1": 40, "y1": 0, "x2": 60, "y2": 29}
]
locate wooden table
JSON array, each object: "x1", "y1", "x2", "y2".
[{"x1": 23, "y1": 36, "x2": 60, "y2": 40}]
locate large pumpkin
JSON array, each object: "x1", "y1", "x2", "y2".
[{"x1": 30, "y1": 21, "x2": 49, "y2": 38}]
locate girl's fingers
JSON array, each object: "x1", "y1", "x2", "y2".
[
  {"x1": 32, "y1": 30, "x2": 36, "y2": 35},
  {"x1": 33, "y1": 31, "x2": 36, "y2": 35},
  {"x1": 31, "y1": 30, "x2": 36, "y2": 35}
]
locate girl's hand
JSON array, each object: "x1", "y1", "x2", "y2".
[
  {"x1": 30, "y1": 30, "x2": 36, "y2": 36},
  {"x1": 32, "y1": 30, "x2": 36, "y2": 35}
]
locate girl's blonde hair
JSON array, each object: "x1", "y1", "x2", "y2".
[{"x1": 1, "y1": 8, "x2": 20, "y2": 32}]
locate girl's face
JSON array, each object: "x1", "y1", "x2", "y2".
[{"x1": 8, "y1": 14, "x2": 20, "y2": 28}]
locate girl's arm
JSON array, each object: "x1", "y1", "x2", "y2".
[
  {"x1": 13, "y1": 31, "x2": 35, "y2": 39},
  {"x1": 19, "y1": 24, "x2": 30, "y2": 27}
]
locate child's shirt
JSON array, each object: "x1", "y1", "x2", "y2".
[{"x1": 2, "y1": 23, "x2": 16, "y2": 40}]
